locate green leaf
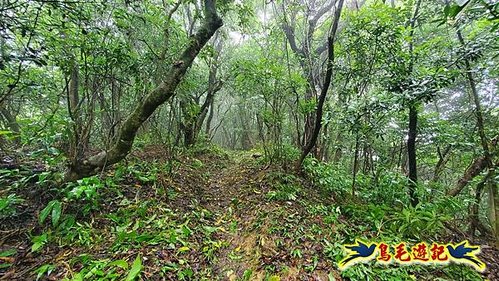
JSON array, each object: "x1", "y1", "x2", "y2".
[
  {"x1": 35, "y1": 264, "x2": 55, "y2": 281},
  {"x1": 71, "y1": 273, "x2": 83, "y2": 281},
  {"x1": 51, "y1": 201, "x2": 62, "y2": 226},
  {"x1": 108, "y1": 259, "x2": 129, "y2": 270},
  {"x1": 242, "y1": 269, "x2": 252, "y2": 281},
  {"x1": 0, "y1": 130, "x2": 13, "y2": 136},
  {"x1": 0, "y1": 263, "x2": 12, "y2": 269},
  {"x1": 444, "y1": 4, "x2": 465, "y2": 18},
  {"x1": 31, "y1": 233, "x2": 48, "y2": 252},
  {"x1": 0, "y1": 249, "x2": 16, "y2": 257},
  {"x1": 178, "y1": 246, "x2": 190, "y2": 253},
  {"x1": 125, "y1": 254, "x2": 142, "y2": 281},
  {"x1": 39, "y1": 201, "x2": 55, "y2": 225}
]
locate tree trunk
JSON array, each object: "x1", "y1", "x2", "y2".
[
  {"x1": 296, "y1": 0, "x2": 344, "y2": 171},
  {"x1": 351, "y1": 134, "x2": 360, "y2": 196},
  {"x1": 205, "y1": 97, "x2": 214, "y2": 137},
  {"x1": 448, "y1": 156, "x2": 488, "y2": 197},
  {"x1": 407, "y1": 104, "x2": 419, "y2": 207},
  {"x1": 180, "y1": 38, "x2": 222, "y2": 147},
  {"x1": 0, "y1": 105, "x2": 21, "y2": 145},
  {"x1": 238, "y1": 105, "x2": 252, "y2": 150},
  {"x1": 405, "y1": 0, "x2": 422, "y2": 207},
  {"x1": 457, "y1": 29, "x2": 497, "y2": 245},
  {"x1": 64, "y1": 0, "x2": 223, "y2": 181},
  {"x1": 432, "y1": 145, "x2": 452, "y2": 183},
  {"x1": 67, "y1": 63, "x2": 83, "y2": 165},
  {"x1": 470, "y1": 171, "x2": 491, "y2": 236}
]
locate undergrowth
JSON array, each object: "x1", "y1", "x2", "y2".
[{"x1": 0, "y1": 146, "x2": 492, "y2": 280}]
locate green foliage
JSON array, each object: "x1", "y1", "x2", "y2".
[
  {"x1": 303, "y1": 158, "x2": 351, "y2": 195},
  {"x1": 0, "y1": 194, "x2": 24, "y2": 219},
  {"x1": 35, "y1": 264, "x2": 55, "y2": 281},
  {"x1": 266, "y1": 182, "x2": 301, "y2": 201},
  {"x1": 360, "y1": 170, "x2": 409, "y2": 206},
  {"x1": 386, "y1": 206, "x2": 450, "y2": 240},
  {"x1": 31, "y1": 233, "x2": 48, "y2": 252},
  {"x1": 63, "y1": 256, "x2": 137, "y2": 281},
  {"x1": 39, "y1": 200, "x2": 62, "y2": 226},
  {"x1": 0, "y1": 249, "x2": 16, "y2": 269},
  {"x1": 125, "y1": 255, "x2": 142, "y2": 281},
  {"x1": 265, "y1": 171, "x2": 302, "y2": 201},
  {"x1": 0, "y1": 0, "x2": 497, "y2": 279}
]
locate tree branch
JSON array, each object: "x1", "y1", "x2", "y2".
[{"x1": 64, "y1": 0, "x2": 223, "y2": 181}]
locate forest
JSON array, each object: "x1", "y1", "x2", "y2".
[{"x1": 0, "y1": 0, "x2": 498, "y2": 280}]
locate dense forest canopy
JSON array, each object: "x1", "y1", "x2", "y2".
[{"x1": 0, "y1": 0, "x2": 498, "y2": 280}]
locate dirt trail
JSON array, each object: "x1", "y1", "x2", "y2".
[
  {"x1": 191, "y1": 154, "x2": 269, "y2": 278},
  {"x1": 184, "y1": 153, "x2": 336, "y2": 280}
]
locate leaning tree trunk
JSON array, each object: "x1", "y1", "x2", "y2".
[{"x1": 64, "y1": 0, "x2": 223, "y2": 182}]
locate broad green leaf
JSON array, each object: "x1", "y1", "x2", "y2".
[
  {"x1": 39, "y1": 201, "x2": 55, "y2": 225},
  {"x1": 444, "y1": 4, "x2": 465, "y2": 18},
  {"x1": 35, "y1": 264, "x2": 54, "y2": 281},
  {"x1": 31, "y1": 233, "x2": 48, "y2": 252},
  {"x1": 108, "y1": 259, "x2": 129, "y2": 269},
  {"x1": 51, "y1": 201, "x2": 62, "y2": 226},
  {"x1": 328, "y1": 272, "x2": 336, "y2": 281},
  {"x1": 125, "y1": 254, "x2": 142, "y2": 281}
]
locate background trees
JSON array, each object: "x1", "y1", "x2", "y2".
[{"x1": 0, "y1": 0, "x2": 498, "y2": 275}]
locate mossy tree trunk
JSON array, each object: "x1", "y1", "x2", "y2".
[{"x1": 64, "y1": 0, "x2": 223, "y2": 182}]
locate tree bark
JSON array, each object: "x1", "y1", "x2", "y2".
[
  {"x1": 296, "y1": 0, "x2": 344, "y2": 171},
  {"x1": 457, "y1": 29, "x2": 497, "y2": 245},
  {"x1": 64, "y1": 0, "x2": 223, "y2": 181},
  {"x1": 351, "y1": 134, "x2": 360, "y2": 196},
  {"x1": 405, "y1": 0, "x2": 422, "y2": 207},
  {"x1": 0, "y1": 105, "x2": 21, "y2": 145},
  {"x1": 432, "y1": 145, "x2": 452, "y2": 183},
  {"x1": 67, "y1": 63, "x2": 83, "y2": 165},
  {"x1": 448, "y1": 156, "x2": 488, "y2": 197},
  {"x1": 205, "y1": 97, "x2": 215, "y2": 137},
  {"x1": 407, "y1": 104, "x2": 419, "y2": 207}
]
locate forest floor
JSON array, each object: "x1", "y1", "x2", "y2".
[{"x1": 0, "y1": 146, "x2": 498, "y2": 280}]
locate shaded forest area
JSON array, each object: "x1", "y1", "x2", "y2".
[{"x1": 0, "y1": 0, "x2": 498, "y2": 280}]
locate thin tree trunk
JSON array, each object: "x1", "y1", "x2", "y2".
[
  {"x1": 407, "y1": 104, "x2": 419, "y2": 207},
  {"x1": 457, "y1": 29, "x2": 497, "y2": 245},
  {"x1": 67, "y1": 63, "x2": 82, "y2": 165},
  {"x1": 352, "y1": 134, "x2": 360, "y2": 196},
  {"x1": 64, "y1": 0, "x2": 223, "y2": 181},
  {"x1": 448, "y1": 156, "x2": 488, "y2": 197},
  {"x1": 205, "y1": 97, "x2": 214, "y2": 137},
  {"x1": 405, "y1": 0, "x2": 422, "y2": 207},
  {"x1": 432, "y1": 145, "x2": 452, "y2": 183},
  {"x1": 470, "y1": 171, "x2": 491, "y2": 236},
  {"x1": 238, "y1": 105, "x2": 252, "y2": 150}
]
